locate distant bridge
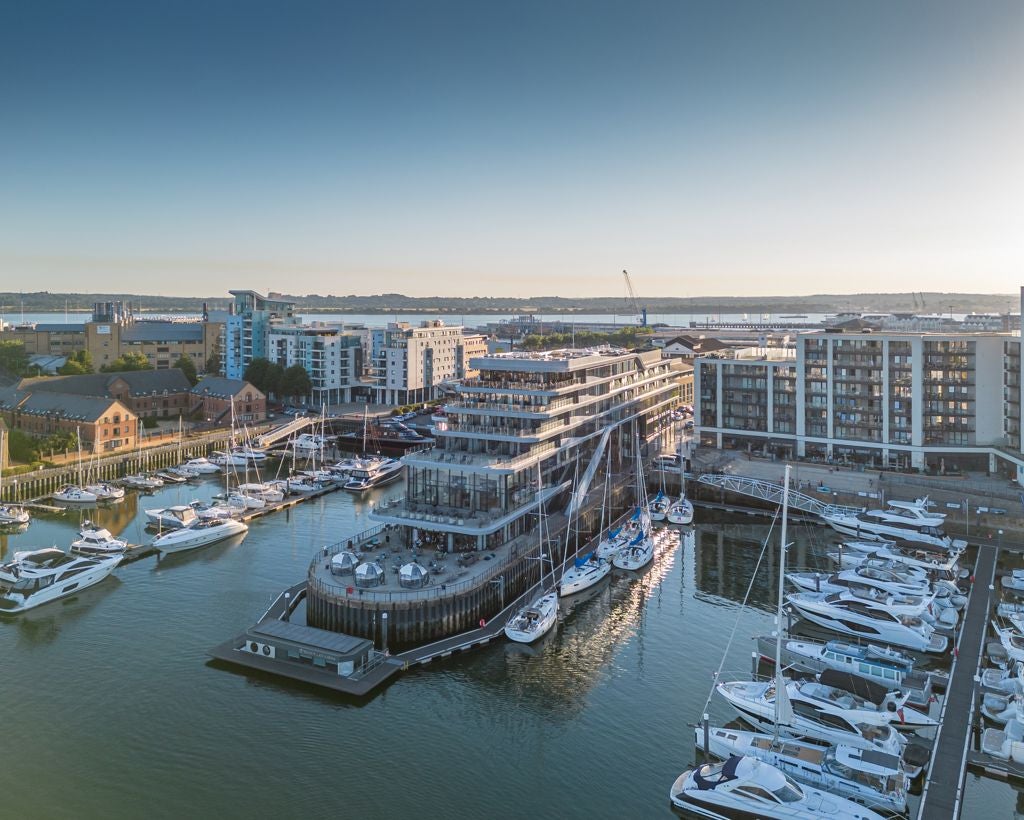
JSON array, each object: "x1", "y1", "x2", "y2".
[{"x1": 695, "y1": 473, "x2": 864, "y2": 518}]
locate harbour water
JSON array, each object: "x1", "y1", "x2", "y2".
[
  {"x1": 6, "y1": 310, "x2": 831, "y2": 329},
  {"x1": 1, "y1": 479, "x2": 1020, "y2": 818}
]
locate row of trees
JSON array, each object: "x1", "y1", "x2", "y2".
[
  {"x1": 517, "y1": 326, "x2": 654, "y2": 351},
  {"x1": 243, "y1": 358, "x2": 312, "y2": 403},
  {"x1": 5, "y1": 428, "x2": 79, "y2": 463}
]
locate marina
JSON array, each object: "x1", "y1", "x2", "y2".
[{"x1": 4, "y1": 462, "x2": 1024, "y2": 816}]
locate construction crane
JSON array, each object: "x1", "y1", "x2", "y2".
[{"x1": 622, "y1": 269, "x2": 648, "y2": 327}]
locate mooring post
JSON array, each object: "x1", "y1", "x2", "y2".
[
  {"x1": 382, "y1": 612, "x2": 389, "y2": 655},
  {"x1": 751, "y1": 650, "x2": 758, "y2": 677},
  {"x1": 703, "y1": 713, "x2": 710, "y2": 759}
]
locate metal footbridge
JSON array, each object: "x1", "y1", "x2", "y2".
[
  {"x1": 254, "y1": 415, "x2": 313, "y2": 448},
  {"x1": 695, "y1": 473, "x2": 864, "y2": 518}
]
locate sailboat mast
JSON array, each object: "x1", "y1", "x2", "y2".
[{"x1": 362, "y1": 406, "x2": 368, "y2": 455}]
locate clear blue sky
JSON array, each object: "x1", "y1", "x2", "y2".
[{"x1": 1, "y1": 0, "x2": 1020, "y2": 297}]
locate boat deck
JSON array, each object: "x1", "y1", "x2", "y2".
[{"x1": 916, "y1": 543, "x2": 997, "y2": 820}]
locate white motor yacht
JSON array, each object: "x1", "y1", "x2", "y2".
[
  {"x1": 716, "y1": 677, "x2": 905, "y2": 757},
  {"x1": 232, "y1": 446, "x2": 267, "y2": 463},
  {"x1": 754, "y1": 635, "x2": 939, "y2": 709},
  {"x1": 84, "y1": 482, "x2": 125, "y2": 500},
  {"x1": 822, "y1": 498, "x2": 963, "y2": 550},
  {"x1": 992, "y1": 623, "x2": 1024, "y2": 664},
  {"x1": 208, "y1": 451, "x2": 248, "y2": 468},
  {"x1": 343, "y1": 458, "x2": 403, "y2": 491},
  {"x1": 152, "y1": 518, "x2": 248, "y2": 554},
  {"x1": 145, "y1": 505, "x2": 199, "y2": 529},
  {"x1": 121, "y1": 473, "x2": 164, "y2": 490},
  {"x1": 648, "y1": 490, "x2": 669, "y2": 522},
  {"x1": 611, "y1": 529, "x2": 655, "y2": 571},
  {"x1": 53, "y1": 485, "x2": 98, "y2": 504},
  {"x1": 504, "y1": 591, "x2": 558, "y2": 643},
  {"x1": 292, "y1": 433, "x2": 331, "y2": 452},
  {"x1": 667, "y1": 494, "x2": 694, "y2": 525},
  {"x1": 696, "y1": 727, "x2": 909, "y2": 815},
  {"x1": 669, "y1": 755, "x2": 884, "y2": 820},
  {"x1": 787, "y1": 565, "x2": 932, "y2": 598},
  {"x1": 787, "y1": 591, "x2": 948, "y2": 653},
  {"x1": 71, "y1": 523, "x2": 128, "y2": 556},
  {"x1": 182, "y1": 457, "x2": 221, "y2": 474},
  {"x1": 558, "y1": 552, "x2": 611, "y2": 596},
  {"x1": 829, "y1": 543, "x2": 961, "y2": 575},
  {"x1": 0, "y1": 548, "x2": 121, "y2": 613},
  {"x1": 0, "y1": 503, "x2": 30, "y2": 526}
]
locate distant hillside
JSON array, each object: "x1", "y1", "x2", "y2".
[{"x1": 0, "y1": 290, "x2": 1016, "y2": 315}]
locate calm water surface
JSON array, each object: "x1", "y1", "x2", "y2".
[{"x1": 1, "y1": 480, "x2": 1019, "y2": 818}]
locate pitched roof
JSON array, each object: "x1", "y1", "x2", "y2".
[
  {"x1": 190, "y1": 376, "x2": 257, "y2": 399},
  {"x1": 19, "y1": 368, "x2": 192, "y2": 398},
  {"x1": 0, "y1": 387, "x2": 123, "y2": 422},
  {"x1": 663, "y1": 335, "x2": 732, "y2": 354}
]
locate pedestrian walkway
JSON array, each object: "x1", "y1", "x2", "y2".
[{"x1": 916, "y1": 544, "x2": 998, "y2": 820}]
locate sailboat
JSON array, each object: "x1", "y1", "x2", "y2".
[
  {"x1": 666, "y1": 448, "x2": 693, "y2": 524},
  {"x1": 559, "y1": 453, "x2": 611, "y2": 596},
  {"x1": 0, "y1": 430, "x2": 30, "y2": 525},
  {"x1": 612, "y1": 433, "x2": 655, "y2": 571},
  {"x1": 53, "y1": 428, "x2": 98, "y2": 503},
  {"x1": 505, "y1": 464, "x2": 559, "y2": 643}
]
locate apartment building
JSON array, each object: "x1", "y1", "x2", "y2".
[
  {"x1": 458, "y1": 333, "x2": 488, "y2": 379},
  {"x1": 222, "y1": 290, "x2": 299, "y2": 379},
  {"x1": 696, "y1": 330, "x2": 1017, "y2": 477},
  {"x1": 370, "y1": 320, "x2": 473, "y2": 405},
  {"x1": 266, "y1": 323, "x2": 364, "y2": 406}
]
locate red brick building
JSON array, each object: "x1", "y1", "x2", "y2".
[{"x1": 190, "y1": 377, "x2": 266, "y2": 424}]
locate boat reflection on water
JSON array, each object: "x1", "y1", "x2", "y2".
[
  {"x1": 0, "y1": 524, "x2": 32, "y2": 559},
  {"x1": 692, "y1": 522, "x2": 841, "y2": 613},
  {"x1": 485, "y1": 528, "x2": 682, "y2": 717},
  {"x1": 10, "y1": 575, "x2": 124, "y2": 646}
]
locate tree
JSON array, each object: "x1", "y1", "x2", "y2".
[
  {"x1": 57, "y1": 350, "x2": 94, "y2": 375},
  {"x1": 243, "y1": 358, "x2": 271, "y2": 391},
  {"x1": 281, "y1": 364, "x2": 312, "y2": 403},
  {"x1": 0, "y1": 340, "x2": 29, "y2": 376},
  {"x1": 101, "y1": 352, "x2": 153, "y2": 372},
  {"x1": 204, "y1": 351, "x2": 221, "y2": 376},
  {"x1": 175, "y1": 354, "x2": 198, "y2": 386},
  {"x1": 243, "y1": 358, "x2": 288, "y2": 398}
]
